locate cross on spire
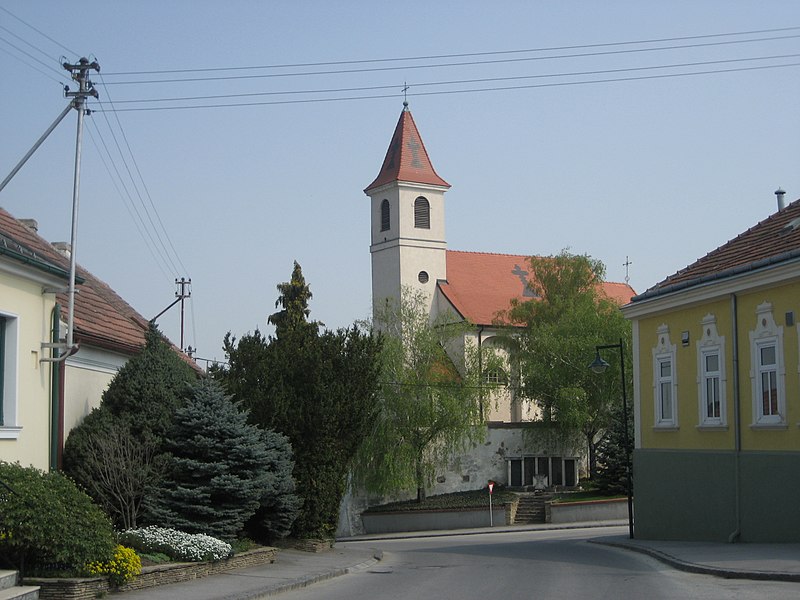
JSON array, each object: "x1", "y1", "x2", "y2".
[{"x1": 623, "y1": 256, "x2": 632, "y2": 284}]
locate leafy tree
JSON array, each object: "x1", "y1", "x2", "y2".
[
  {"x1": 0, "y1": 462, "x2": 116, "y2": 576},
  {"x1": 354, "y1": 289, "x2": 501, "y2": 502},
  {"x1": 62, "y1": 324, "x2": 197, "y2": 528},
  {"x1": 216, "y1": 262, "x2": 382, "y2": 538},
  {"x1": 151, "y1": 379, "x2": 297, "y2": 542},
  {"x1": 594, "y1": 401, "x2": 634, "y2": 495},
  {"x1": 500, "y1": 251, "x2": 631, "y2": 478}
]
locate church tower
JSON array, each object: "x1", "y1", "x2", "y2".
[{"x1": 364, "y1": 103, "x2": 450, "y2": 315}]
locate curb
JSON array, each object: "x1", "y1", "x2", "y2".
[{"x1": 592, "y1": 538, "x2": 800, "y2": 583}]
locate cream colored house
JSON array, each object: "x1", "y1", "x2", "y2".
[
  {"x1": 0, "y1": 216, "x2": 71, "y2": 469},
  {"x1": 0, "y1": 207, "x2": 189, "y2": 471}
]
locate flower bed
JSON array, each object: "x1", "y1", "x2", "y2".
[{"x1": 28, "y1": 546, "x2": 278, "y2": 600}]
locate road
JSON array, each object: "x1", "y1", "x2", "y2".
[{"x1": 280, "y1": 527, "x2": 800, "y2": 600}]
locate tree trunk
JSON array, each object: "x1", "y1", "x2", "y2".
[
  {"x1": 586, "y1": 430, "x2": 598, "y2": 480},
  {"x1": 415, "y1": 455, "x2": 426, "y2": 503}
]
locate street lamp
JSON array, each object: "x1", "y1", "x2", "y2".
[{"x1": 589, "y1": 338, "x2": 634, "y2": 539}]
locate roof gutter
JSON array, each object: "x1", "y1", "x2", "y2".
[
  {"x1": 0, "y1": 245, "x2": 74, "y2": 281},
  {"x1": 631, "y1": 249, "x2": 800, "y2": 303}
]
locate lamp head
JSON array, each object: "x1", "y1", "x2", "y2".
[{"x1": 589, "y1": 351, "x2": 611, "y2": 374}]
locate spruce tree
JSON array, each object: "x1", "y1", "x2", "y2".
[
  {"x1": 594, "y1": 402, "x2": 634, "y2": 495},
  {"x1": 153, "y1": 379, "x2": 296, "y2": 542}
]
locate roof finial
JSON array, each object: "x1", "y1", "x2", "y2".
[{"x1": 402, "y1": 81, "x2": 409, "y2": 109}]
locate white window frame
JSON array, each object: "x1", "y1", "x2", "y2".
[
  {"x1": 652, "y1": 324, "x2": 678, "y2": 429},
  {"x1": 696, "y1": 313, "x2": 727, "y2": 428},
  {"x1": 749, "y1": 302, "x2": 786, "y2": 428},
  {"x1": 0, "y1": 312, "x2": 21, "y2": 439}
]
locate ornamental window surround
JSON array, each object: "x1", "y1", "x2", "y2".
[
  {"x1": 696, "y1": 313, "x2": 727, "y2": 428},
  {"x1": 653, "y1": 324, "x2": 678, "y2": 429},
  {"x1": 749, "y1": 301, "x2": 786, "y2": 428}
]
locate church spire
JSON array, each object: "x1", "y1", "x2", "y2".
[{"x1": 364, "y1": 106, "x2": 450, "y2": 193}]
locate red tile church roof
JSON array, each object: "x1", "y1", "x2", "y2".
[
  {"x1": 439, "y1": 250, "x2": 636, "y2": 326},
  {"x1": 634, "y1": 198, "x2": 800, "y2": 301},
  {"x1": 365, "y1": 106, "x2": 450, "y2": 193}
]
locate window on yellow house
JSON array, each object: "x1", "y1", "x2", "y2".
[
  {"x1": 653, "y1": 324, "x2": 678, "y2": 428},
  {"x1": 697, "y1": 314, "x2": 726, "y2": 428},
  {"x1": 749, "y1": 302, "x2": 785, "y2": 427}
]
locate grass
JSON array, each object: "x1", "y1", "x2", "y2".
[{"x1": 364, "y1": 489, "x2": 517, "y2": 513}]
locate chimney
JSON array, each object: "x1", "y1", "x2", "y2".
[
  {"x1": 20, "y1": 219, "x2": 38, "y2": 232},
  {"x1": 53, "y1": 242, "x2": 71, "y2": 259},
  {"x1": 775, "y1": 188, "x2": 786, "y2": 211}
]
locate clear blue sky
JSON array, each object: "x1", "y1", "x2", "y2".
[{"x1": 2, "y1": 1, "x2": 799, "y2": 362}]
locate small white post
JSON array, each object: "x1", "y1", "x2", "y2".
[{"x1": 488, "y1": 481, "x2": 494, "y2": 527}]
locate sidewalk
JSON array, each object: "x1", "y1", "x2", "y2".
[{"x1": 119, "y1": 521, "x2": 800, "y2": 599}]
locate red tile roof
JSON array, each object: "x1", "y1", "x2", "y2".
[
  {"x1": 439, "y1": 250, "x2": 636, "y2": 326},
  {"x1": 365, "y1": 106, "x2": 450, "y2": 193},
  {"x1": 0, "y1": 207, "x2": 150, "y2": 355},
  {"x1": 635, "y1": 198, "x2": 800, "y2": 301}
]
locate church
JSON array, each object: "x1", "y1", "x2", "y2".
[
  {"x1": 361, "y1": 103, "x2": 634, "y2": 495},
  {"x1": 336, "y1": 104, "x2": 635, "y2": 535}
]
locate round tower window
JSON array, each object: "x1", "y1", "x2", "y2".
[{"x1": 418, "y1": 271, "x2": 429, "y2": 284}]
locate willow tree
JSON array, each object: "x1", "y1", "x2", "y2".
[{"x1": 355, "y1": 289, "x2": 501, "y2": 502}]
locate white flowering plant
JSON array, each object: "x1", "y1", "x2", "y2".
[{"x1": 119, "y1": 526, "x2": 232, "y2": 562}]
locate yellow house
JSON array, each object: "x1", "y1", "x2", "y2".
[
  {"x1": 622, "y1": 196, "x2": 800, "y2": 542},
  {"x1": 0, "y1": 215, "x2": 71, "y2": 469},
  {"x1": 1, "y1": 207, "x2": 195, "y2": 471}
]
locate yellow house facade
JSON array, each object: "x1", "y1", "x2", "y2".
[
  {"x1": 623, "y1": 197, "x2": 800, "y2": 542},
  {"x1": 0, "y1": 230, "x2": 70, "y2": 470}
]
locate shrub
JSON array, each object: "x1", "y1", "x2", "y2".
[
  {"x1": 85, "y1": 545, "x2": 141, "y2": 586},
  {"x1": 119, "y1": 527, "x2": 232, "y2": 562},
  {"x1": 0, "y1": 462, "x2": 116, "y2": 575}
]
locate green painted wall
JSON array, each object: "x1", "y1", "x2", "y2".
[{"x1": 635, "y1": 449, "x2": 800, "y2": 542}]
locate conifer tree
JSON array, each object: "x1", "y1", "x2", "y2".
[{"x1": 153, "y1": 379, "x2": 298, "y2": 542}]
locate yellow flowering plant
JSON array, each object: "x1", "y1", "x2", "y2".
[{"x1": 85, "y1": 545, "x2": 141, "y2": 587}]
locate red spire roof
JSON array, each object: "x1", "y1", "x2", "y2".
[{"x1": 365, "y1": 105, "x2": 450, "y2": 193}]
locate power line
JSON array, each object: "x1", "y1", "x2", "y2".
[
  {"x1": 0, "y1": 5, "x2": 78, "y2": 57},
  {"x1": 93, "y1": 61, "x2": 800, "y2": 113},
  {"x1": 101, "y1": 25, "x2": 800, "y2": 76},
  {"x1": 98, "y1": 76, "x2": 190, "y2": 276},
  {"x1": 0, "y1": 31, "x2": 69, "y2": 81},
  {"x1": 0, "y1": 42, "x2": 65, "y2": 85},
  {"x1": 102, "y1": 52, "x2": 800, "y2": 106},
  {"x1": 100, "y1": 33, "x2": 800, "y2": 85}
]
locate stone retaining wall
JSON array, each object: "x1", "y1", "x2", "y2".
[
  {"x1": 362, "y1": 500, "x2": 517, "y2": 534},
  {"x1": 28, "y1": 546, "x2": 277, "y2": 600},
  {"x1": 546, "y1": 498, "x2": 628, "y2": 523}
]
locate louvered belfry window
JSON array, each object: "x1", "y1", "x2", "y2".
[
  {"x1": 380, "y1": 199, "x2": 390, "y2": 231},
  {"x1": 414, "y1": 196, "x2": 430, "y2": 229}
]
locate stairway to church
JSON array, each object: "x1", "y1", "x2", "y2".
[{"x1": 513, "y1": 491, "x2": 553, "y2": 525}]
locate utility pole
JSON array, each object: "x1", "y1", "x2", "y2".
[
  {"x1": 62, "y1": 58, "x2": 100, "y2": 353},
  {"x1": 176, "y1": 277, "x2": 191, "y2": 351}
]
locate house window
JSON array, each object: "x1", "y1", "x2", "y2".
[
  {"x1": 380, "y1": 199, "x2": 390, "y2": 232},
  {"x1": 414, "y1": 196, "x2": 430, "y2": 229},
  {"x1": 0, "y1": 313, "x2": 20, "y2": 439},
  {"x1": 697, "y1": 314, "x2": 726, "y2": 427},
  {"x1": 749, "y1": 302, "x2": 785, "y2": 427},
  {"x1": 653, "y1": 324, "x2": 678, "y2": 428},
  {"x1": 484, "y1": 368, "x2": 506, "y2": 385}
]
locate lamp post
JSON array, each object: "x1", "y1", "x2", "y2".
[{"x1": 589, "y1": 338, "x2": 634, "y2": 539}]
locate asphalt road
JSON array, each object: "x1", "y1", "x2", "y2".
[{"x1": 279, "y1": 527, "x2": 800, "y2": 600}]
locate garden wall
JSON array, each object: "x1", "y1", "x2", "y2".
[
  {"x1": 546, "y1": 498, "x2": 628, "y2": 524},
  {"x1": 28, "y1": 546, "x2": 277, "y2": 600},
  {"x1": 362, "y1": 506, "x2": 510, "y2": 534}
]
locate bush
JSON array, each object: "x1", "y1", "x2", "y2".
[
  {"x1": 0, "y1": 462, "x2": 116, "y2": 575},
  {"x1": 119, "y1": 527, "x2": 232, "y2": 562},
  {"x1": 85, "y1": 545, "x2": 141, "y2": 586}
]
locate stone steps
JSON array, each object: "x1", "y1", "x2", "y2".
[
  {"x1": 513, "y1": 493, "x2": 554, "y2": 525},
  {"x1": 0, "y1": 571, "x2": 39, "y2": 600}
]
